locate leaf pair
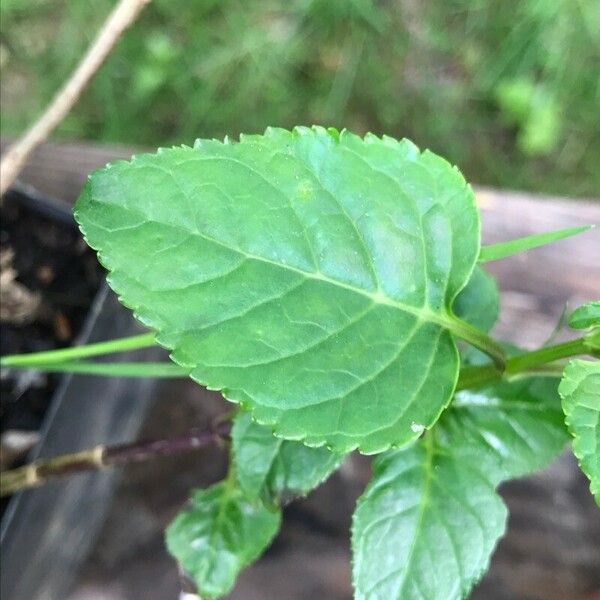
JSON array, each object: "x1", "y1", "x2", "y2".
[
  {"x1": 166, "y1": 412, "x2": 344, "y2": 598},
  {"x1": 167, "y1": 370, "x2": 571, "y2": 600}
]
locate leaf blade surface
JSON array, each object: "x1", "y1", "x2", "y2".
[
  {"x1": 232, "y1": 411, "x2": 345, "y2": 503},
  {"x1": 352, "y1": 375, "x2": 568, "y2": 600},
  {"x1": 76, "y1": 127, "x2": 483, "y2": 452},
  {"x1": 165, "y1": 482, "x2": 281, "y2": 599},
  {"x1": 453, "y1": 266, "x2": 499, "y2": 333},
  {"x1": 352, "y1": 436, "x2": 507, "y2": 600},
  {"x1": 559, "y1": 359, "x2": 600, "y2": 504}
]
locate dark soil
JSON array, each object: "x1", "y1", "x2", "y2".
[{"x1": 0, "y1": 189, "x2": 102, "y2": 436}]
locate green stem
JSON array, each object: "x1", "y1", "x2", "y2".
[
  {"x1": 7, "y1": 361, "x2": 189, "y2": 378},
  {"x1": 1, "y1": 331, "x2": 594, "y2": 392},
  {"x1": 0, "y1": 333, "x2": 156, "y2": 367},
  {"x1": 457, "y1": 336, "x2": 591, "y2": 390},
  {"x1": 506, "y1": 337, "x2": 589, "y2": 373},
  {"x1": 448, "y1": 317, "x2": 506, "y2": 369}
]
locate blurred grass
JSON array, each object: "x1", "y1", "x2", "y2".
[{"x1": 1, "y1": 0, "x2": 599, "y2": 197}]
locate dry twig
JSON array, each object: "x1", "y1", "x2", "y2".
[
  {"x1": 0, "y1": 0, "x2": 152, "y2": 198},
  {"x1": 0, "y1": 422, "x2": 230, "y2": 497}
]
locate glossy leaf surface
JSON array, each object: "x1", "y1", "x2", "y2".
[
  {"x1": 446, "y1": 377, "x2": 568, "y2": 480},
  {"x1": 559, "y1": 360, "x2": 600, "y2": 504},
  {"x1": 76, "y1": 127, "x2": 485, "y2": 453},
  {"x1": 232, "y1": 411, "x2": 345, "y2": 503},
  {"x1": 166, "y1": 482, "x2": 281, "y2": 598},
  {"x1": 352, "y1": 375, "x2": 568, "y2": 600}
]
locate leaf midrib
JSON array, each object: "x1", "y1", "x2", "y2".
[
  {"x1": 205, "y1": 483, "x2": 235, "y2": 589},
  {"x1": 263, "y1": 438, "x2": 284, "y2": 498},
  {"x1": 394, "y1": 433, "x2": 436, "y2": 599}
]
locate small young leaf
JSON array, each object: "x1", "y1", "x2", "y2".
[
  {"x1": 478, "y1": 225, "x2": 592, "y2": 263},
  {"x1": 352, "y1": 375, "x2": 567, "y2": 600},
  {"x1": 76, "y1": 127, "x2": 489, "y2": 453},
  {"x1": 559, "y1": 360, "x2": 600, "y2": 505},
  {"x1": 166, "y1": 482, "x2": 281, "y2": 599},
  {"x1": 232, "y1": 411, "x2": 345, "y2": 504},
  {"x1": 453, "y1": 266, "x2": 499, "y2": 333},
  {"x1": 569, "y1": 301, "x2": 600, "y2": 330},
  {"x1": 453, "y1": 266, "x2": 500, "y2": 366},
  {"x1": 585, "y1": 330, "x2": 600, "y2": 354}
]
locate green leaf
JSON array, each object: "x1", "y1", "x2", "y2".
[
  {"x1": 559, "y1": 360, "x2": 600, "y2": 505},
  {"x1": 478, "y1": 225, "x2": 592, "y2": 263},
  {"x1": 232, "y1": 411, "x2": 345, "y2": 504},
  {"x1": 352, "y1": 436, "x2": 507, "y2": 600},
  {"x1": 453, "y1": 266, "x2": 499, "y2": 333},
  {"x1": 569, "y1": 301, "x2": 600, "y2": 330},
  {"x1": 447, "y1": 376, "x2": 568, "y2": 480},
  {"x1": 76, "y1": 126, "x2": 494, "y2": 453},
  {"x1": 352, "y1": 375, "x2": 567, "y2": 600},
  {"x1": 165, "y1": 481, "x2": 281, "y2": 599}
]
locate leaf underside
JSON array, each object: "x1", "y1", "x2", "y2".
[
  {"x1": 352, "y1": 376, "x2": 568, "y2": 600},
  {"x1": 559, "y1": 360, "x2": 600, "y2": 505},
  {"x1": 165, "y1": 482, "x2": 281, "y2": 599},
  {"x1": 75, "y1": 126, "x2": 481, "y2": 453}
]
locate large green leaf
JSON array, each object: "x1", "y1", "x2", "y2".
[
  {"x1": 232, "y1": 411, "x2": 345, "y2": 504},
  {"x1": 559, "y1": 360, "x2": 600, "y2": 505},
  {"x1": 165, "y1": 481, "x2": 281, "y2": 599},
  {"x1": 76, "y1": 127, "x2": 491, "y2": 453},
  {"x1": 352, "y1": 376, "x2": 568, "y2": 600}
]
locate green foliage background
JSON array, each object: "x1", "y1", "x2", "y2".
[{"x1": 1, "y1": 0, "x2": 599, "y2": 197}]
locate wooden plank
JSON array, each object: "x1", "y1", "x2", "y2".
[{"x1": 1, "y1": 139, "x2": 140, "y2": 204}]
